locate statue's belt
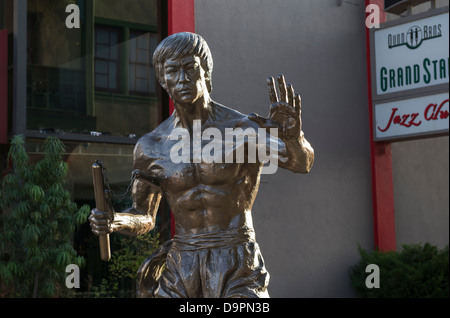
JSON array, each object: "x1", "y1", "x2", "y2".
[{"x1": 171, "y1": 227, "x2": 256, "y2": 251}]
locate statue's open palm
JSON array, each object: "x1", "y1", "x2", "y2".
[{"x1": 249, "y1": 74, "x2": 302, "y2": 139}]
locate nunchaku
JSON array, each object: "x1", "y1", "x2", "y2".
[
  {"x1": 92, "y1": 161, "x2": 111, "y2": 261},
  {"x1": 92, "y1": 160, "x2": 160, "y2": 261}
]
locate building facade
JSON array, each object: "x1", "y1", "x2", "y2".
[{"x1": 0, "y1": 0, "x2": 448, "y2": 297}]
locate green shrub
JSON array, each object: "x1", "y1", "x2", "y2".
[
  {"x1": 0, "y1": 135, "x2": 90, "y2": 297},
  {"x1": 349, "y1": 243, "x2": 449, "y2": 298}
]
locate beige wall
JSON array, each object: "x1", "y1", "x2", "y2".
[
  {"x1": 392, "y1": 136, "x2": 449, "y2": 249},
  {"x1": 196, "y1": 0, "x2": 374, "y2": 297},
  {"x1": 195, "y1": 0, "x2": 449, "y2": 297}
]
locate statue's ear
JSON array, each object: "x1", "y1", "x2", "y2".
[
  {"x1": 205, "y1": 73, "x2": 212, "y2": 94},
  {"x1": 159, "y1": 74, "x2": 168, "y2": 92},
  {"x1": 155, "y1": 65, "x2": 167, "y2": 91}
]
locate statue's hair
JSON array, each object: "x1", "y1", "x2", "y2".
[{"x1": 153, "y1": 32, "x2": 213, "y2": 93}]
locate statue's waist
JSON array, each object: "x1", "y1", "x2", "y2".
[{"x1": 171, "y1": 227, "x2": 255, "y2": 251}]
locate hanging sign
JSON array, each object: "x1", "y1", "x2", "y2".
[
  {"x1": 374, "y1": 92, "x2": 449, "y2": 141},
  {"x1": 371, "y1": 7, "x2": 449, "y2": 141}
]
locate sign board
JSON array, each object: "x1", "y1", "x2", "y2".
[
  {"x1": 371, "y1": 7, "x2": 449, "y2": 141},
  {"x1": 375, "y1": 92, "x2": 449, "y2": 141},
  {"x1": 373, "y1": 10, "x2": 448, "y2": 98}
]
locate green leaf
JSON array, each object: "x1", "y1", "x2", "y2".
[
  {"x1": 31, "y1": 185, "x2": 45, "y2": 202},
  {"x1": 57, "y1": 251, "x2": 70, "y2": 268},
  {"x1": 15, "y1": 201, "x2": 31, "y2": 218},
  {"x1": 76, "y1": 256, "x2": 86, "y2": 268},
  {"x1": 74, "y1": 204, "x2": 90, "y2": 225}
]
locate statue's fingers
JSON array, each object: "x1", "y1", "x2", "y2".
[
  {"x1": 294, "y1": 93, "x2": 302, "y2": 113},
  {"x1": 287, "y1": 84, "x2": 294, "y2": 107},
  {"x1": 90, "y1": 220, "x2": 112, "y2": 234},
  {"x1": 267, "y1": 77, "x2": 278, "y2": 104},
  {"x1": 92, "y1": 218, "x2": 109, "y2": 225},
  {"x1": 91, "y1": 226, "x2": 109, "y2": 236},
  {"x1": 89, "y1": 222, "x2": 101, "y2": 234},
  {"x1": 295, "y1": 94, "x2": 302, "y2": 131},
  {"x1": 277, "y1": 74, "x2": 287, "y2": 103},
  {"x1": 90, "y1": 208, "x2": 108, "y2": 219}
]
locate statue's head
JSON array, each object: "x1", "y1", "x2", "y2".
[{"x1": 153, "y1": 32, "x2": 213, "y2": 96}]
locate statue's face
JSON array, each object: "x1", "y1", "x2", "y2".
[{"x1": 163, "y1": 55, "x2": 208, "y2": 104}]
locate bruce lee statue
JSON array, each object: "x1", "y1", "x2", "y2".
[{"x1": 89, "y1": 32, "x2": 314, "y2": 298}]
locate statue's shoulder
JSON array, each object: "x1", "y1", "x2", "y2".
[
  {"x1": 211, "y1": 101, "x2": 250, "y2": 125},
  {"x1": 134, "y1": 115, "x2": 174, "y2": 160},
  {"x1": 212, "y1": 101, "x2": 259, "y2": 129}
]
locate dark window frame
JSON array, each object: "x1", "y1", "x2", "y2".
[
  {"x1": 128, "y1": 29, "x2": 158, "y2": 97},
  {"x1": 94, "y1": 24, "x2": 122, "y2": 94},
  {"x1": 94, "y1": 20, "x2": 158, "y2": 98}
]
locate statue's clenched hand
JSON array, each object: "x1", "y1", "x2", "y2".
[{"x1": 89, "y1": 208, "x2": 114, "y2": 236}]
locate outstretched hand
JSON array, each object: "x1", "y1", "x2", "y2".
[{"x1": 249, "y1": 74, "x2": 302, "y2": 139}]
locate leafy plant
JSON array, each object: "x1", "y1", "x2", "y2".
[
  {"x1": 0, "y1": 135, "x2": 90, "y2": 297},
  {"x1": 86, "y1": 230, "x2": 160, "y2": 298},
  {"x1": 349, "y1": 243, "x2": 449, "y2": 298}
]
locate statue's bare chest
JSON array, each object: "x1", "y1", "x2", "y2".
[{"x1": 147, "y1": 138, "x2": 249, "y2": 192}]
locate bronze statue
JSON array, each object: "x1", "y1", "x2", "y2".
[{"x1": 89, "y1": 32, "x2": 314, "y2": 298}]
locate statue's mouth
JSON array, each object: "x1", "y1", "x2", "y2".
[{"x1": 179, "y1": 88, "x2": 193, "y2": 95}]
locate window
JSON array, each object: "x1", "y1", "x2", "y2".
[
  {"x1": 94, "y1": 25, "x2": 120, "y2": 92},
  {"x1": 25, "y1": 1, "x2": 161, "y2": 139},
  {"x1": 94, "y1": 24, "x2": 158, "y2": 96},
  {"x1": 129, "y1": 30, "x2": 158, "y2": 96}
]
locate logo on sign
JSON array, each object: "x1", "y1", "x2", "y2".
[{"x1": 388, "y1": 23, "x2": 442, "y2": 49}]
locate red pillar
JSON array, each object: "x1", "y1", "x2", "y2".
[
  {"x1": 167, "y1": 0, "x2": 195, "y2": 115},
  {"x1": 167, "y1": 0, "x2": 195, "y2": 237},
  {"x1": 365, "y1": 0, "x2": 397, "y2": 251}
]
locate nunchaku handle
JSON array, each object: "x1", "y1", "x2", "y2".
[{"x1": 92, "y1": 162, "x2": 111, "y2": 261}]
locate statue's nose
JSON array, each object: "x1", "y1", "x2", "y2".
[{"x1": 179, "y1": 69, "x2": 189, "y2": 83}]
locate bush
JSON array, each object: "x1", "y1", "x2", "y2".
[
  {"x1": 349, "y1": 243, "x2": 449, "y2": 298},
  {"x1": 0, "y1": 135, "x2": 90, "y2": 297}
]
